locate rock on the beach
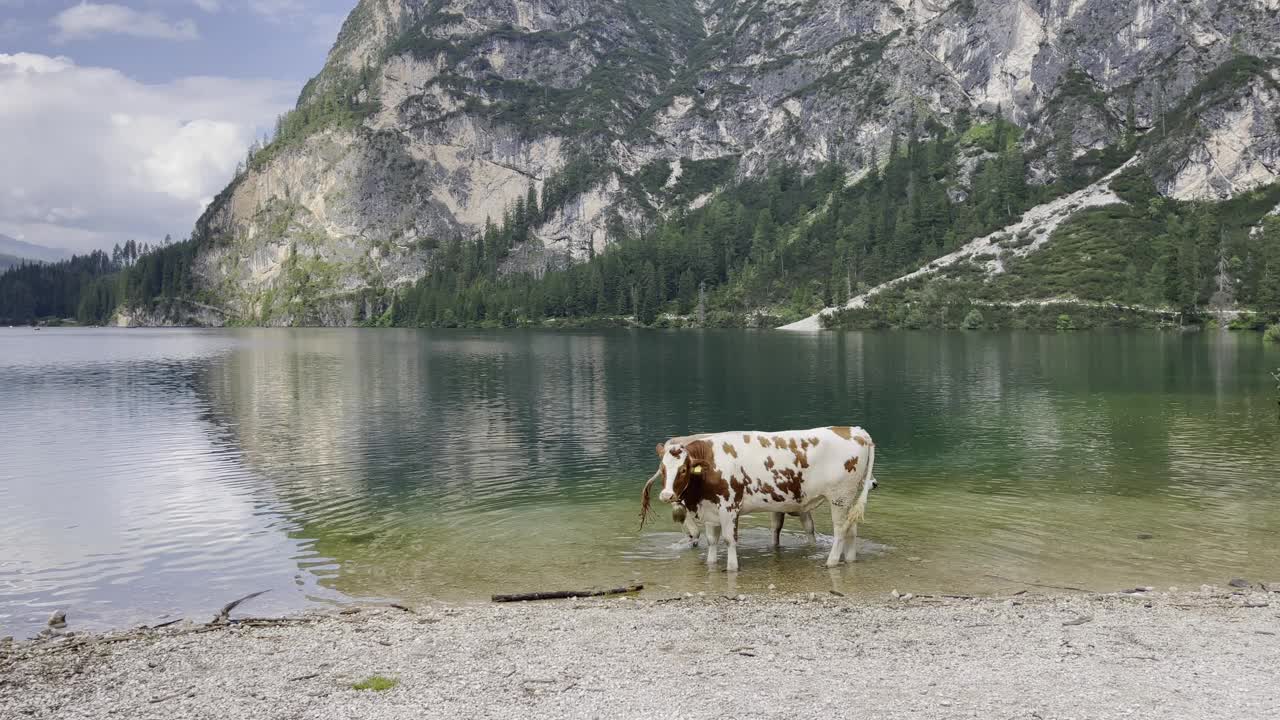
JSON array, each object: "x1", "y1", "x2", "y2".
[
  {"x1": 48, "y1": 610, "x2": 67, "y2": 629},
  {"x1": 1228, "y1": 578, "x2": 1250, "y2": 589}
]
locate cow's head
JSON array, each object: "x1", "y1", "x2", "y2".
[{"x1": 655, "y1": 439, "x2": 711, "y2": 506}]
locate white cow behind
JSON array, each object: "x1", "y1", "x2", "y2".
[{"x1": 671, "y1": 503, "x2": 817, "y2": 548}]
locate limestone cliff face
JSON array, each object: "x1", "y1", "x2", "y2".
[
  {"x1": 1159, "y1": 68, "x2": 1280, "y2": 200},
  {"x1": 190, "y1": 0, "x2": 1280, "y2": 324}
]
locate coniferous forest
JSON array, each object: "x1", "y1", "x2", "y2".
[
  {"x1": 0, "y1": 239, "x2": 199, "y2": 325},
  {"x1": 3, "y1": 117, "x2": 1279, "y2": 329}
]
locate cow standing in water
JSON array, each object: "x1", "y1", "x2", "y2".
[
  {"x1": 658, "y1": 434, "x2": 817, "y2": 549},
  {"x1": 642, "y1": 427, "x2": 876, "y2": 571}
]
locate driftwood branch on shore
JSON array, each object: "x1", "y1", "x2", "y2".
[
  {"x1": 492, "y1": 584, "x2": 644, "y2": 603},
  {"x1": 213, "y1": 590, "x2": 270, "y2": 623}
]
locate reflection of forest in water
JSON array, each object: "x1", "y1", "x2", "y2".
[{"x1": 186, "y1": 329, "x2": 1280, "y2": 602}]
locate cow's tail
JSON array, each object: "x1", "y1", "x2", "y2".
[
  {"x1": 639, "y1": 470, "x2": 660, "y2": 530},
  {"x1": 848, "y1": 441, "x2": 875, "y2": 525}
]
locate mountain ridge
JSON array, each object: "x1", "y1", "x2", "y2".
[
  {"x1": 0, "y1": 234, "x2": 69, "y2": 264},
  {"x1": 2, "y1": 0, "x2": 1279, "y2": 327},
  {"x1": 180, "y1": 0, "x2": 1280, "y2": 326}
]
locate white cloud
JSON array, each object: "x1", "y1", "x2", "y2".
[
  {"x1": 51, "y1": 3, "x2": 200, "y2": 43},
  {"x1": 247, "y1": 0, "x2": 302, "y2": 19},
  {"x1": 192, "y1": 0, "x2": 221, "y2": 11},
  {"x1": 0, "y1": 53, "x2": 295, "y2": 252}
]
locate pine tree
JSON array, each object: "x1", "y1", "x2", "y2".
[
  {"x1": 677, "y1": 269, "x2": 697, "y2": 314},
  {"x1": 1258, "y1": 218, "x2": 1280, "y2": 309},
  {"x1": 1123, "y1": 97, "x2": 1138, "y2": 151},
  {"x1": 750, "y1": 209, "x2": 775, "y2": 266},
  {"x1": 1054, "y1": 114, "x2": 1075, "y2": 188},
  {"x1": 992, "y1": 104, "x2": 1007, "y2": 150},
  {"x1": 636, "y1": 262, "x2": 660, "y2": 325},
  {"x1": 526, "y1": 185, "x2": 539, "y2": 221},
  {"x1": 1176, "y1": 227, "x2": 1200, "y2": 310}
]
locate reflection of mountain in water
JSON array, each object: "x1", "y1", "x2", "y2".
[
  {"x1": 194, "y1": 331, "x2": 624, "y2": 516},
  {"x1": 188, "y1": 330, "x2": 653, "y2": 601}
]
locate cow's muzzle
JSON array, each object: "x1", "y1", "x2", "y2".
[{"x1": 659, "y1": 489, "x2": 675, "y2": 503}]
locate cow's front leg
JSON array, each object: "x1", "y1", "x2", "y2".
[
  {"x1": 704, "y1": 520, "x2": 720, "y2": 567},
  {"x1": 683, "y1": 512, "x2": 701, "y2": 547},
  {"x1": 770, "y1": 512, "x2": 784, "y2": 548},
  {"x1": 721, "y1": 510, "x2": 740, "y2": 572}
]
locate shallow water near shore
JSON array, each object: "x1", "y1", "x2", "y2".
[{"x1": 2, "y1": 327, "x2": 1278, "y2": 637}]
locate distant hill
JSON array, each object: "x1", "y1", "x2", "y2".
[
  {"x1": 0, "y1": 234, "x2": 69, "y2": 264},
  {"x1": 0, "y1": 253, "x2": 23, "y2": 271}
]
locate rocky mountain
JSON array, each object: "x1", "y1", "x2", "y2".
[{"x1": 153, "y1": 1, "x2": 1280, "y2": 324}]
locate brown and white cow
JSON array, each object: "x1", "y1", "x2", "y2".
[
  {"x1": 656, "y1": 433, "x2": 818, "y2": 549},
  {"x1": 642, "y1": 427, "x2": 877, "y2": 571}
]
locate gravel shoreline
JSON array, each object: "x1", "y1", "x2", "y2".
[{"x1": 3, "y1": 589, "x2": 1278, "y2": 719}]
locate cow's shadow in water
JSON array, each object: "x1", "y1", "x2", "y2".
[{"x1": 632, "y1": 527, "x2": 891, "y2": 562}]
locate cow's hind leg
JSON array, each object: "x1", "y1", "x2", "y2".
[
  {"x1": 799, "y1": 511, "x2": 817, "y2": 545},
  {"x1": 770, "y1": 512, "x2": 784, "y2": 549},
  {"x1": 825, "y1": 504, "x2": 849, "y2": 568},
  {"x1": 704, "y1": 520, "x2": 721, "y2": 567},
  {"x1": 840, "y1": 522, "x2": 858, "y2": 563}
]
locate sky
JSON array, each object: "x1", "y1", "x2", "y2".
[{"x1": 0, "y1": 0, "x2": 357, "y2": 254}]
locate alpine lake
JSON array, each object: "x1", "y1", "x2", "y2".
[{"x1": 2, "y1": 327, "x2": 1278, "y2": 638}]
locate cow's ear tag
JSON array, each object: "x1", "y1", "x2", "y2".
[{"x1": 692, "y1": 465, "x2": 703, "y2": 475}]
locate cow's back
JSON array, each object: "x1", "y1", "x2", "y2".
[{"x1": 701, "y1": 426, "x2": 873, "y2": 511}]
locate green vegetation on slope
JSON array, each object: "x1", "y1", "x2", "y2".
[
  {"x1": 249, "y1": 66, "x2": 382, "y2": 172},
  {"x1": 394, "y1": 115, "x2": 1085, "y2": 327},
  {"x1": 826, "y1": 170, "x2": 1280, "y2": 330},
  {"x1": 994, "y1": 179, "x2": 1280, "y2": 310}
]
